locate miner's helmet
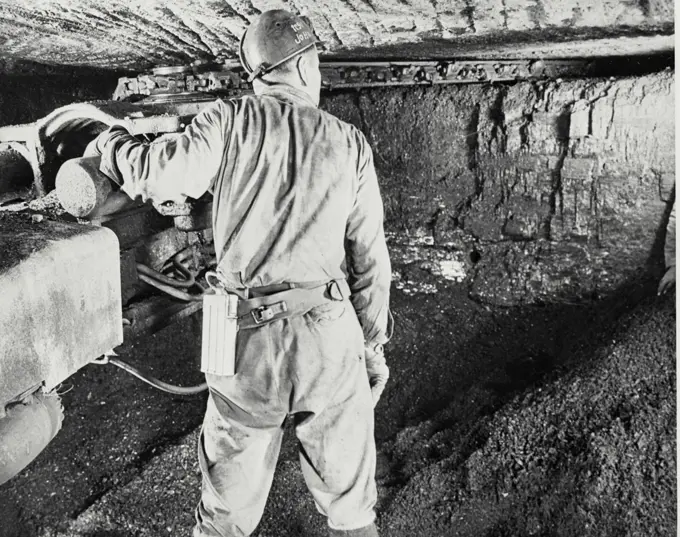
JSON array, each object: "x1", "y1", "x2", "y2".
[{"x1": 238, "y1": 10, "x2": 321, "y2": 83}]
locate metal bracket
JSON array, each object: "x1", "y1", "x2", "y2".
[{"x1": 113, "y1": 59, "x2": 595, "y2": 101}]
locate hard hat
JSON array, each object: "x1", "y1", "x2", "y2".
[{"x1": 239, "y1": 10, "x2": 321, "y2": 83}]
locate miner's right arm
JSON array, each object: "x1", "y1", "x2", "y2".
[{"x1": 96, "y1": 99, "x2": 233, "y2": 203}]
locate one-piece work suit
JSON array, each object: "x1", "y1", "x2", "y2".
[{"x1": 95, "y1": 83, "x2": 392, "y2": 537}]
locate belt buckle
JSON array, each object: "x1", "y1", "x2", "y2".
[
  {"x1": 252, "y1": 306, "x2": 275, "y2": 324},
  {"x1": 251, "y1": 301, "x2": 287, "y2": 324}
]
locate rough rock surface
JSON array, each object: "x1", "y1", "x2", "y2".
[
  {"x1": 0, "y1": 0, "x2": 674, "y2": 70},
  {"x1": 322, "y1": 70, "x2": 675, "y2": 305}
]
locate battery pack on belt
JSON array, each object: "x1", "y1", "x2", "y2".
[
  {"x1": 200, "y1": 274, "x2": 350, "y2": 377},
  {"x1": 201, "y1": 290, "x2": 239, "y2": 377}
]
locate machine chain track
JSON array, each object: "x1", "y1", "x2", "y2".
[{"x1": 113, "y1": 59, "x2": 594, "y2": 101}]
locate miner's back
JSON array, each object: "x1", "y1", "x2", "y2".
[{"x1": 212, "y1": 85, "x2": 370, "y2": 288}]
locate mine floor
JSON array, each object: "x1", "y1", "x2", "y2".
[{"x1": 0, "y1": 278, "x2": 675, "y2": 537}]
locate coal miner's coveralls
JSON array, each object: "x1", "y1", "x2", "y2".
[{"x1": 96, "y1": 83, "x2": 392, "y2": 537}]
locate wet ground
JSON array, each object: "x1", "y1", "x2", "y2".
[{"x1": 0, "y1": 278, "x2": 675, "y2": 537}]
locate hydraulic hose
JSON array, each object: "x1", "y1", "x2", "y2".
[
  {"x1": 172, "y1": 255, "x2": 195, "y2": 284},
  {"x1": 136, "y1": 262, "x2": 195, "y2": 289},
  {"x1": 103, "y1": 357, "x2": 208, "y2": 395},
  {"x1": 138, "y1": 272, "x2": 203, "y2": 302}
]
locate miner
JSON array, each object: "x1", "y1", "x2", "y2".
[{"x1": 85, "y1": 9, "x2": 392, "y2": 537}]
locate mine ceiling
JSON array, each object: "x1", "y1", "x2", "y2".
[{"x1": 0, "y1": 0, "x2": 674, "y2": 72}]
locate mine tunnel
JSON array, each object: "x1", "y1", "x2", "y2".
[{"x1": 0, "y1": 2, "x2": 676, "y2": 536}]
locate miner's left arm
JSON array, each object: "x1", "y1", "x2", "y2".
[{"x1": 96, "y1": 99, "x2": 233, "y2": 203}]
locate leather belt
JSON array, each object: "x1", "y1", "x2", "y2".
[
  {"x1": 229, "y1": 279, "x2": 351, "y2": 329},
  {"x1": 226, "y1": 279, "x2": 332, "y2": 299}
]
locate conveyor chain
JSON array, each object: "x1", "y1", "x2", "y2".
[{"x1": 113, "y1": 59, "x2": 593, "y2": 101}]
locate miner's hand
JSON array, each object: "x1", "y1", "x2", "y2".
[
  {"x1": 365, "y1": 344, "x2": 389, "y2": 407},
  {"x1": 83, "y1": 137, "x2": 102, "y2": 158},
  {"x1": 658, "y1": 265, "x2": 676, "y2": 296},
  {"x1": 83, "y1": 125, "x2": 129, "y2": 158}
]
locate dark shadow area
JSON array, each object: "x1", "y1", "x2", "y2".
[{"x1": 0, "y1": 61, "x2": 126, "y2": 127}]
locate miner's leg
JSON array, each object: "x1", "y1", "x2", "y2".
[
  {"x1": 291, "y1": 301, "x2": 380, "y2": 536},
  {"x1": 193, "y1": 323, "x2": 287, "y2": 537},
  {"x1": 296, "y1": 397, "x2": 379, "y2": 536}
]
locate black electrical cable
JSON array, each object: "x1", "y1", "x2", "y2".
[{"x1": 105, "y1": 357, "x2": 207, "y2": 395}]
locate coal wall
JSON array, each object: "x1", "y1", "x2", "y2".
[{"x1": 322, "y1": 70, "x2": 675, "y2": 305}]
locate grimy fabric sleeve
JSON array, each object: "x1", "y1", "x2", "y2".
[
  {"x1": 99, "y1": 99, "x2": 233, "y2": 203},
  {"x1": 345, "y1": 131, "x2": 392, "y2": 347},
  {"x1": 665, "y1": 200, "x2": 675, "y2": 269}
]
